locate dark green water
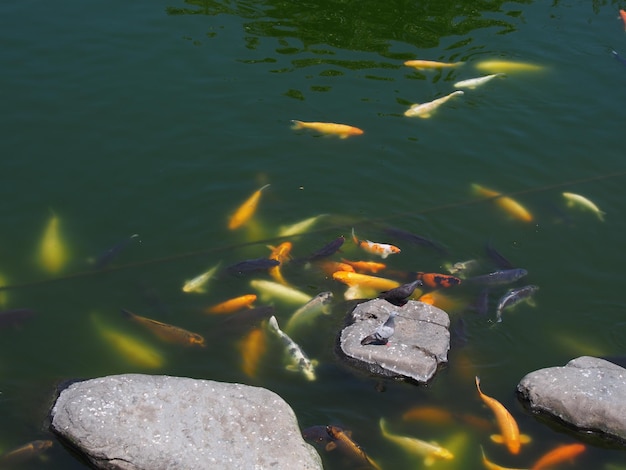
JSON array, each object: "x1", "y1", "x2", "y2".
[{"x1": 1, "y1": 0, "x2": 625, "y2": 468}]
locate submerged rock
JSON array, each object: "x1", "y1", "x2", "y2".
[
  {"x1": 50, "y1": 374, "x2": 322, "y2": 470},
  {"x1": 517, "y1": 356, "x2": 626, "y2": 443},
  {"x1": 336, "y1": 299, "x2": 450, "y2": 384}
]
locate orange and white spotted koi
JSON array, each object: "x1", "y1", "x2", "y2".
[{"x1": 351, "y1": 228, "x2": 400, "y2": 259}]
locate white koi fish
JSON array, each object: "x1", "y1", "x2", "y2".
[
  {"x1": 404, "y1": 91, "x2": 464, "y2": 118},
  {"x1": 284, "y1": 291, "x2": 333, "y2": 336},
  {"x1": 278, "y1": 214, "x2": 328, "y2": 237},
  {"x1": 454, "y1": 73, "x2": 504, "y2": 89},
  {"x1": 562, "y1": 192, "x2": 605, "y2": 221},
  {"x1": 182, "y1": 262, "x2": 221, "y2": 293},
  {"x1": 379, "y1": 418, "x2": 454, "y2": 465},
  {"x1": 268, "y1": 315, "x2": 317, "y2": 381},
  {"x1": 250, "y1": 279, "x2": 312, "y2": 305}
]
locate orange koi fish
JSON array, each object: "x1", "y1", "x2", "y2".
[
  {"x1": 416, "y1": 272, "x2": 461, "y2": 289},
  {"x1": 531, "y1": 443, "x2": 586, "y2": 470},
  {"x1": 351, "y1": 228, "x2": 400, "y2": 259},
  {"x1": 481, "y1": 447, "x2": 529, "y2": 470},
  {"x1": 228, "y1": 184, "x2": 270, "y2": 230},
  {"x1": 418, "y1": 291, "x2": 464, "y2": 312},
  {"x1": 341, "y1": 258, "x2": 387, "y2": 274},
  {"x1": 325, "y1": 425, "x2": 382, "y2": 470},
  {"x1": 267, "y1": 241, "x2": 292, "y2": 285},
  {"x1": 404, "y1": 59, "x2": 464, "y2": 70},
  {"x1": 402, "y1": 406, "x2": 455, "y2": 425},
  {"x1": 206, "y1": 294, "x2": 257, "y2": 314},
  {"x1": 0, "y1": 440, "x2": 54, "y2": 466},
  {"x1": 316, "y1": 260, "x2": 355, "y2": 276},
  {"x1": 291, "y1": 120, "x2": 364, "y2": 139},
  {"x1": 238, "y1": 327, "x2": 266, "y2": 378},
  {"x1": 332, "y1": 271, "x2": 400, "y2": 291},
  {"x1": 472, "y1": 184, "x2": 533, "y2": 223},
  {"x1": 122, "y1": 309, "x2": 205, "y2": 347},
  {"x1": 475, "y1": 376, "x2": 530, "y2": 455},
  {"x1": 621, "y1": 9, "x2": 626, "y2": 29}
]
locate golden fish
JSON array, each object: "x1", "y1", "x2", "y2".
[
  {"x1": 238, "y1": 327, "x2": 266, "y2": 378},
  {"x1": 475, "y1": 376, "x2": 530, "y2": 454},
  {"x1": 332, "y1": 271, "x2": 400, "y2": 291},
  {"x1": 325, "y1": 425, "x2": 382, "y2": 470},
  {"x1": 481, "y1": 446, "x2": 529, "y2": 470},
  {"x1": 122, "y1": 309, "x2": 205, "y2": 347},
  {"x1": 250, "y1": 279, "x2": 312, "y2": 305},
  {"x1": 315, "y1": 260, "x2": 355, "y2": 276},
  {"x1": 379, "y1": 418, "x2": 454, "y2": 465},
  {"x1": 402, "y1": 406, "x2": 455, "y2": 425},
  {"x1": 0, "y1": 440, "x2": 53, "y2": 466},
  {"x1": 38, "y1": 211, "x2": 68, "y2": 273},
  {"x1": 182, "y1": 262, "x2": 221, "y2": 293},
  {"x1": 93, "y1": 314, "x2": 164, "y2": 369},
  {"x1": 291, "y1": 120, "x2": 364, "y2": 139},
  {"x1": 206, "y1": 294, "x2": 257, "y2": 314},
  {"x1": 341, "y1": 258, "x2": 386, "y2": 274},
  {"x1": 472, "y1": 184, "x2": 533, "y2": 222},
  {"x1": 228, "y1": 184, "x2": 270, "y2": 230},
  {"x1": 475, "y1": 59, "x2": 543, "y2": 73},
  {"x1": 404, "y1": 59, "x2": 464, "y2": 70},
  {"x1": 404, "y1": 91, "x2": 464, "y2": 118},
  {"x1": 267, "y1": 241, "x2": 292, "y2": 285},
  {"x1": 562, "y1": 192, "x2": 605, "y2": 221},
  {"x1": 278, "y1": 214, "x2": 327, "y2": 237},
  {"x1": 418, "y1": 291, "x2": 464, "y2": 313}
]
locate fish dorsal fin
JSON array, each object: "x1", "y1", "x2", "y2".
[{"x1": 490, "y1": 434, "x2": 505, "y2": 444}]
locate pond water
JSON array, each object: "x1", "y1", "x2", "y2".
[{"x1": 1, "y1": 0, "x2": 625, "y2": 468}]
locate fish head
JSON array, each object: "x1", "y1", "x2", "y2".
[
  {"x1": 189, "y1": 334, "x2": 206, "y2": 347},
  {"x1": 435, "y1": 447, "x2": 455, "y2": 460}
]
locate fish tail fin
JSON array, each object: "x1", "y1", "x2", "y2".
[
  {"x1": 259, "y1": 183, "x2": 271, "y2": 192},
  {"x1": 351, "y1": 228, "x2": 359, "y2": 245},
  {"x1": 291, "y1": 120, "x2": 304, "y2": 130},
  {"x1": 475, "y1": 376, "x2": 481, "y2": 393},
  {"x1": 268, "y1": 315, "x2": 279, "y2": 332}
]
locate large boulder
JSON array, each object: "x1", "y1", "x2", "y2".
[
  {"x1": 50, "y1": 374, "x2": 322, "y2": 470},
  {"x1": 517, "y1": 356, "x2": 626, "y2": 442},
  {"x1": 336, "y1": 299, "x2": 450, "y2": 384}
]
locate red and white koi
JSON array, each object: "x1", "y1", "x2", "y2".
[{"x1": 351, "y1": 228, "x2": 400, "y2": 259}]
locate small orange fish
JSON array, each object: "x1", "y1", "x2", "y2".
[
  {"x1": 472, "y1": 184, "x2": 533, "y2": 223},
  {"x1": 316, "y1": 260, "x2": 355, "y2": 276},
  {"x1": 341, "y1": 258, "x2": 387, "y2": 274},
  {"x1": 620, "y1": 9, "x2": 626, "y2": 29},
  {"x1": 404, "y1": 59, "x2": 464, "y2": 70},
  {"x1": 332, "y1": 271, "x2": 400, "y2": 291},
  {"x1": 416, "y1": 272, "x2": 461, "y2": 289},
  {"x1": 481, "y1": 446, "x2": 528, "y2": 470},
  {"x1": 402, "y1": 406, "x2": 454, "y2": 425},
  {"x1": 475, "y1": 376, "x2": 530, "y2": 455},
  {"x1": 291, "y1": 120, "x2": 364, "y2": 139},
  {"x1": 267, "y1": 241, "x2": 292, "y2": 285},
  {"x1": 531, "y1": 443, "x2": 586, "y2": 470},
  {"x1": 228, "y1": 184, "x2": 270, "y2": 230},
  {"x1": 238, "y1": 327, "x2": 266, "y2": 378},
  {"x1": 351, "y1": 228, "x2": 400, "y2": 259},
  {"x1": 206, "y1": 294, "x2": 257, "y2": 314},
  {"x1": 418, "y1": 291, "x2": 462, "y2": 312}
]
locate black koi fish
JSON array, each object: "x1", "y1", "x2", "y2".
[
  {"x1": 467, "y1": 268, "x2": 527, "y2": 286},
  {"x1": 297, "y1": 236, "x2": 345, "y2": 262},
  {"x1": 225, "y1": 257, "x2": 279, "y2": 276},
  {"x1": 94, "y1": 234, "x2": 140, "y2": 269}
]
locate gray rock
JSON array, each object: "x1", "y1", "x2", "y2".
[
  {"x1": 517, "y1": 356, "x2": 626, "y2": 442},
  {"x1": 50, "y1": 374, "x2": 322, "y2": 470},
  {"x1": 336, "y1": 299, "x2": 450, "y2": 383}
]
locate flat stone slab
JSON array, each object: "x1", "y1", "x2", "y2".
[
  {"x1": 50, "y1": 374, "x2": 322, "y2": 470},
  {"x1": 517, "y1": 356, "x2": 626, "y2": 442},
  {"x1": 337, "y1": 299, "x2": 450, "y2": 383}
]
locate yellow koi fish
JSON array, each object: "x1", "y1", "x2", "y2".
[
  {"x1": 93, "y1": 314, "x2": 164, "y2": 369},
  {"x1": 250, "y1": 279, "x2": 312, "y2": 305},
  {"x1": 404, "y1": 91, "x2": 464, "y2": 118},
  {"x1": 278, "y1": 214, "x2": 327, "y2": 237},
  {"x1": 38, "y1": 211, "x2": 68, "y2": 273},
  {"x1": 352, "y1": 228, "x2": 400, "y2": 259},
  {"x1": 267, "y1": 241, "x2": 292, "y2": 285},
  {"x1": 475, "y1": 376, "x2": 530, "y2": 454},
  {"x1": 238, "y1": 327, "x2": 266, "y2": 378},
  {"x1": 228, "y1": 184, "x2": 270, "y2": 230},
  {"x1": 472, "y1": 184, "x2": 533, "y2": 222},
  {"x1": 206, "y1": 294, "x2": 257, "y2": 314},
  {"x1": 562, "y1": 192, "x2": 605, "y2": 221},
  {"x1": 0, "y1": 272, "x2": 8, "y2": 307},
  {"x1": 481, "y1": 446, "x2": 529, "y2": 470},
  {"x1": 122, "y1": 309, "x2": 205, "y2": 347},
  {"x1": 404, "y1": 59, "x2": 464, "y2": 70},
  {"x1": 332, "y1": 271, "x2": 400, "y2": 292},
  {"x1": 379, "y1": 418, "x2": 454, "y2": 465},
  {"x1": 291, "y1": 120, "x2": 364, "y2": 139},
  {"x1": 475, "y1": 59, "x2": 543, "y2": 73},
  {"x1": 182, "y1": 262, "x2": 221, "y2": 293}
]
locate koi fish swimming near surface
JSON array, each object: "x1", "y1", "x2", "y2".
[
  {"x1": 352, "y1": 228, "x2": 400, "y2": 259},
  {"x1": 562, "y1": 192, "x2": 605, "y2": 221},
  {"x1": 121, "y1": 309, "x2": 205, "y2": 347},
  {"x1": 472, "y1": 183, "x2": 533, "y2": 222},
  {"x1": 495, "y1": 285, "x2": 539, "y2": 323},
  {"x1": 404, "y1": 90, "x2": 464, "y2": 118},
  {"x1": 228, "y1": 184, "x2": 270, "y2": 230},
  {"x1": 454, "y1": 73, "x2": 505, "y2": 89},
  {"x1": 206, "y1": 294, "x2": 257, "y2": 314},
  {"x1": 291, "y1": 120, "x2": 364, "y2": 139},
  {"x1": 379, "y1": 418, "x2": 454, "y2": 465},
  {"x1": 267, "y1": 315, "x2": 317, "y2": 381},
  {"x1": 475, "y1": 59, "x2": 544, "y2": 73},
  {"x1": 284, "y1": 291, "x2": 333, "y2": 336},
  {"x1": 182, "y1": 262, "x2": 221, "y2": 293},
  {"x1": 404, "y1": 59, "x2": 464, "y2": 70}
]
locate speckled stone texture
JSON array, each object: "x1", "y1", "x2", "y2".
[
  {"x1": 517, "y1": 356, "x2": 626, "y2": 442},
  {"x1": 336, "y1": 299, "x2": 450, "y2": 383},
  {"x1": 50, "y1": 374, "x2": 322, "y2": 470}
]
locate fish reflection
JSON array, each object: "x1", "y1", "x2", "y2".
[
  {"x1": 121, "y1": 309, "x2": 205, "y2": 347},
  {"x1": 228, "y1": 184, "x2": 270, "y2": 230},
  {"x1": 0, "y1": 440, "x2": 53, "y2": 466}
]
